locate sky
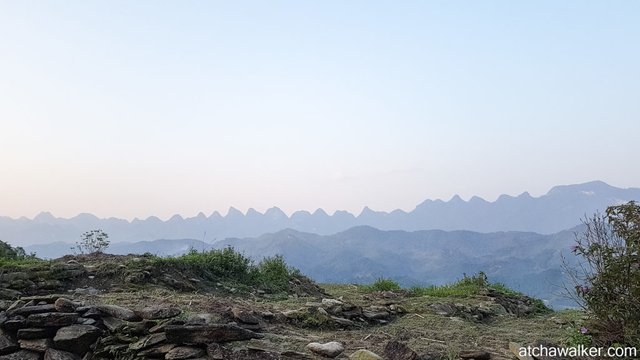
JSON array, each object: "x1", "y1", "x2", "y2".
[{"x1": 1, "y1": 1, "x2": 639, "y2": 220}]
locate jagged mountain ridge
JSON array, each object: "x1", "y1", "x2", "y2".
[{"x1": 3, "y1": 180, "x2": 639, "y2": 246}]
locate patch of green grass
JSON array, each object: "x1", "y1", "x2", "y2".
[
  {"x1": 147, "y1": 247, "x2": 303, "y2": 294},
  {"x1": 410, "y1": 282, "x2": 482, "y2": 297},
  {"x1": 362, "y1": 277, "x2": 402, "y2": 292},
  {"x1": 410, "y1": 272, "x2": 489, "y2": 297},
  {"x1": 0, "y1": 257, "x2": 45, "y2": 270}
]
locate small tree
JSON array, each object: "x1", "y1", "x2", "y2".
[
  {"x1": 563, "y1": 201, "x2": 640, "y2": 346},
  {"x1": 73, "y1": 229, "x2": 110, "y2": 254},
  {"x1": 0, "y1": 240, "x2": 27, "y2": 259}
]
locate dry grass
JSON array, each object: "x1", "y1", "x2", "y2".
[{"x1": 73, "y1": 283, "x2": 582, "y2": 359}]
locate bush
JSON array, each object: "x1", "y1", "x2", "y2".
[
  {"x1": 157, "y1": 248, "x2": 301, "y2": 294},
  {"x1": 73, "y1": 230, "x2": 110, "y2": 254},
  {"x1": 563, "y1": 201, "x2": 640, "y2": 346},
  {"x1": 252, "y1": 255, "x2": 296, "y2": 293},
  {"x1": 163, "y1": 246, "x2": 252, "y2": 281},
  {"x1": 363, "y1": 277, "x2": 401, "y2": 292}
]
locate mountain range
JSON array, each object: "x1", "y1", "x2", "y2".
[
  {"x1": 26, "y1": 226, "x2": 580, "y2": 308},
  {"x1": 2, "y1": 181, "x2": 638, "y2": 246}
]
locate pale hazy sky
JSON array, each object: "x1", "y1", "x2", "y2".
[{"x1": 1, "y1": 1, "x2": 639, "y2": 220}]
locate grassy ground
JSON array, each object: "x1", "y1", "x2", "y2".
[{"x1": 76, "y1": 282, "x2": 582, "y2": 359}]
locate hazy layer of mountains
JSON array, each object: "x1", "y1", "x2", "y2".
[
  {"x1": 2, "y1": 181, "x2": 638, "y2": 246},
  {"x1": 26, "y1": 226, "x2": 579, "y2": 308}
]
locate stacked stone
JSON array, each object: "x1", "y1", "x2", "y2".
[
  {"x1": 0, "y1": 296, "x2": 262, "y2": 360},
  {"x1": 0, "y1": 262, "x2": 86, "y2": 299}
]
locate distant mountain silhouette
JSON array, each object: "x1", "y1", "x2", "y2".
[
  {"x1": 2, "y1": 181, "x2": 639, "y2": 246},
  {"x1": 25, "y1": 226, "x2": 580, "y2": 308}
]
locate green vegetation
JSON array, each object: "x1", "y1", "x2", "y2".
[
  {"x1": 565, "y1": 201, "x2": 640, "y2": 347},
  {"x1": 363, "y1": 277, "x2": 402, "y2": 292},
  {"x1": 151, "y1": 247, "x2": 303, "y2": 294},
  {"x1": 0, "y1": 239, "x2": 39, "y2": 267},
  {"x1": 410, "y1": 272, "x2": 492, "y2": 297}
]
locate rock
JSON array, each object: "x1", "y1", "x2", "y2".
[
  {"x1": 27, "y1": 313, "x2": 78, "y2": 327},
  {"x1": 17, "y1": 328, "x2": 57, "y2": 340},
  {"x1": 129, "y1": 333, "x2": 167, "y2": 351},
  {"x1": 0, "y1": 272, "x2": 28, "y2": 282},
  {"x1": 509, "y1": 342, "x2": 533, "y2": 360},
  {"x1": 45, "y1": 348, "x2": 81, "y2": 360},
  {"x1": 362, "y1": 311, "x2": 389, "y2": 320},
  {"x1": 120, "y1": 320, "x2": 152, "y2": 336},
  {"x1": 53, "y1": 325, "x2": 101, "y2": 354},
  {"x1": 232, "y1": 308, "x2": 260, "y2": 324},
  {"x1": 54, "y1": 298, "x2": 78, "y2": 313},
  {"x1": 136, "y1": 306, "x2": 181, "y2": 320},
  {"x1": 77, "y1": 317, "x2": 97, "y2": 326},
  {"x1": 7, "y1": 304, "x2": 56, "y2": 317},
  {"x1": 165, "y1": 346, "x2": 206, "y2": 359},
  {"x1": 349, "y1": 349, "x2": 383, "y2": 359},
  {"x1": 165, "y1": 324, "x2": 262, "y2": 344},
  {"x1": 101, "y1": 316, "x2": 126, "y2": 332},
  {"x1": 5, "y1": 301, "x2": 24, "y2": 313},
  {"x1": 137, "y1": 343, "x2": 176, "y2": 357},
  {"x1": 1, "y1": 318, "x2": 26, "y2": 332},
  {"x1": 459, "y1": 350, "x2": 491, "y2": 360},
  {"x1": 0, "y1": 330, "x2": 18, "y2": 355},
  {"x1": 332, "y1": 316, "x2": 356, "y2": 327},
  {"x1": 19, "y1": 338, "x2": 52, "y2": 352},
  {"x1": 206, "y1": 343, "x2": 227, "y2": 360},
  {"x1": 0, "y1": 349, "x2": 40, "y2": 360},
  {"x1": 78, "y1": 307, "x2": 101, "y2": 319},
  {"x1": 97, "y1": 305, "x2": 141, "y2": 321},
  {"x1": 306, "y1": 341, "x2": 344, "y2": 358},
  {"x1": 280, "y1": 350, "x2": 312, "y2": 359},
  {"x1": 383, "y1": 340, "x2": 420, "y2": 360},
  {"x1": 429, "y1": 303, "x2": 458, "y2": 316},
  {"x1": 530, "y1": 341, "x2": 561, "y2": 360},
  {"x1": 321, "y1": 299, "x2": 343, "y2": 307}
]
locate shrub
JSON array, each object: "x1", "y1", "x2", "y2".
[
  {"x1": 73, "y1": 229, "x2": 110, "y2": 254},
  {"x1": 157, "y1": 248, "x2": 302, "y2": 294},
  {"x1": 165, "y1": 246, "x2": 252, "y2": 280},
  {"x1": 252, "y1": 255, "x2": 295, "y2": 293},
  {"x1": 363, "y1": 277, "x2": 401, "y2": 292},
  {"x1": 0, "y1": 240, "x2": 27, "y2": 260},
  {"x1": 563, "y1": 201, "x2": 640, "y2": 346}
]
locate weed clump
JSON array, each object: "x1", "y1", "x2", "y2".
[{"x1": 363, "y1": 277, "x2": 402, "y2": 292}]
